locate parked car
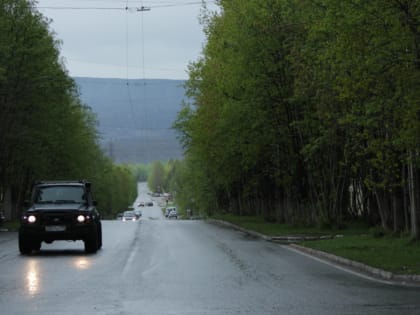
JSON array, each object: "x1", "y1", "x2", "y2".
[
  {"x1": 167, "y1": 209, "x2": 178, "y2": 219},
  {"x1": 137, "y1": 202, "x2": 145, "y2": 207},
  {"x1": 134, "y1": 209, "x2": 142, "y2": 219},
  {"x1": 122, "y1": 211, "x2": 137, "y2": 221},
  {"x1": 19, "y1": 180, "x2": 102, "y2": 254},
  {"x1": 165, "y1": 206, "x2": 176, "y2": 217}
]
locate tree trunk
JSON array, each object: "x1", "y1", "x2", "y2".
[
  {"x1": 2, "y1": 188, "x2": 12, "y2": 221},
  {"x1": 374, "y1": 189, "x2": 389, "y2": 231},
  {"x1": 402, "y1": 165, "x2": 410, "y2": 232},
  {"x1": 408, "y1": 152, "x2": 418, "y2": 239},
  {"x1": 391, "y1": 189, "x2": 403, "y2": 234}
]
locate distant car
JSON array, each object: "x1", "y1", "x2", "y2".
[
  {"x1": 116, "y1": 213, "x2": 123, "y2": 220},
  {"x1": 122, "y1": 211, "x2": 137, "y2": 221},
  {"x1": 146, "y1": 201, "x2": 153, "y2": 207},
  {"x1": 137, "y1": 202, "x2": 145, "y2": 207},
  {"x1": 167, "y1": 209, "x2": 178, "y2": 219},
  {"x1": 134, "y1": 209, "x2": 142, "y2": 219},
  {"x1": 165, "y1": 206, "x2": 176, "y2": 217}
]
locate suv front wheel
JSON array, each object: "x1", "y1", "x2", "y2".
[
  {"x1": 19, "y1": 232, "x2": 41, "y2": 255},
  {"x1": 97, "y1": 222, "x2": 102, "y2": 250},
  {"x1": 84, "y1": 226, "x2": 98, "y2": 253}
]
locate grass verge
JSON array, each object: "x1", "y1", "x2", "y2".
[
  {"x1": 211, "y1": 214, "x2": 365, "y2": 236},
  {"x1": 0, "y1": 221, "x2": 19, "y2": 231},
  {"x1": 301, "y1": 236, "x2": 420, "y2": 275},
  {"x1": 211, "y1": 214, "x2": 420, "y2": 275}
]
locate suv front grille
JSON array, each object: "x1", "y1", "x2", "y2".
[{"x1": 40, "y1": 212, "x2": 75, "y2": 225}]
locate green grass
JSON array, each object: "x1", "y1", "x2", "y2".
[
  {"x1": 211, "y1": 213, "x2": 365, "y2": 236},
  {"x1": 211, "y1": 214, "x2": 420, "y2": 275},
  {"x1": 302, "y1": 235, "x2": 420, "y2": 275},
  {"x1": 1, "y1": 220, "x2": 19, "y2": 231}
]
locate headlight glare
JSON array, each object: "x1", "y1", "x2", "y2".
[
  {"x1": 77, "y1": 215, "x2": 86, "y2": 223},
  {"x1": 27, "y1": 215, "x2": 36, "y2": 223}
]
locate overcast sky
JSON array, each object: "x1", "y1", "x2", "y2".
[{"x1": 35, "y1": 0, "x2": 218, "y2": 80}]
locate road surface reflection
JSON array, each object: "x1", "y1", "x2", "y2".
[
  {"x1": 73, "y1": 257, "x2": 91, "y2": 270},
  {"x1": 25, "y1": 260, "x2": 40, "y2": 296}
]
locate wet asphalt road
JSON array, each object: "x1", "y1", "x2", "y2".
[{"x1": 1, "y1": 187, "x2": 420, "y2": 314}]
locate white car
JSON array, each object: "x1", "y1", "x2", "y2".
[
  {"x1": 165, "y1": 207, "x2": 176, "y2": 217},
  {"x1": 122, "y1": 211, "x2": 137, "y2": 221},
  {"x1": 167, "y1": 209, "x2": 178, "y2": 219}
]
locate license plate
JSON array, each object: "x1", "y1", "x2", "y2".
[{"x1": 45, "y1": 225, "x2": 66, "y2": 232}]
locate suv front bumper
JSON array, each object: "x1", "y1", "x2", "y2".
[{"x1": 19, "y1": 223, "x2": 97, "y2": 242}]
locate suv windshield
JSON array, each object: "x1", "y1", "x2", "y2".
[{"x1": 34, "y1": 186, "x2": 85, "y2": 204}]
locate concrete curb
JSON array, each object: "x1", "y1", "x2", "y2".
[
  {"x1": 208, "y1": 219, "x2": 338, "y2": 242},
  {"x1": 207, "y1": 219, "x2": 420, "y2": 286},
  {"x1": 207, "y1": 219, "x2": 272, "y2": 241},
  {"x1": 289, "y1": 244, "x2": 420, "y2": 286}
]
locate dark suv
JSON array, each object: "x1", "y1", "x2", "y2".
[{"x1": 19, "y1": 180, "x2": 102, "y2": 254}]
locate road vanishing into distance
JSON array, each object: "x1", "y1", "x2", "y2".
[{"x1": 1, "y1": 183, "x2": 420, "y2": 314}]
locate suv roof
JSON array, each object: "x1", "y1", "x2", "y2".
[
  {"x1": 34, "y1": 180, "x2": 91, "y2": 186},
  {"x1": 33, "y1": 180, "x2": 91, "y2": 188}
]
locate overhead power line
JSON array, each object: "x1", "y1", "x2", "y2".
[
  {"x1": 136, "y1": 6, "x2": 150, "y2": 11},
  {"x1": 37, "y1": 7, "x2": 125, "y2": 10},
  {"x1": 37, "y1": 1, "x2": 215, "y2": 10},
  {"x1": 37, "y1": 7, "x2": 148, "y2": 11}
]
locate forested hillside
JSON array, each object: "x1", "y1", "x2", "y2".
[
  {"x1": 173, "y1": 0, "x2": 420, "y2": 239},
  {"x1": 75, "y1": 77, "x2": 184, "y2": 163},
  {"x1": 0, "y1": 1, "x2": 137, "y2": 220}
]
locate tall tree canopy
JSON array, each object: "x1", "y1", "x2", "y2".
[
  {"x1": 175, "y1": 0, "x2": 420, "y2": 238},
  {"x1": 0, "y1": 0, "x2": 137, "y2": 219}
]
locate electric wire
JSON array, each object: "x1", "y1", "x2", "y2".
[
  {"x1": 36, "y1": 0, "x2": 215, "y2": 79},
  {"x1": 125, "y1": 0, "x2": 138, "y2": 131},
  {"x1": 140, "y1": 0, "x2": 148, "y2": 161},
  {"x1": 37, "y1": 1, "x2": 216, "y2": 10},
  {"x1": 65, "y1": 57, "x2": 184, "y2": 75},
  {"x1": 36, "y1": 0, "x2": 195, "y2": 161}
]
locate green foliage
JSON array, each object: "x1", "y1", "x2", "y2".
[
  {"x1": 303, "y1": 235, "x2": 420, "y2": 275},
  {"x1": 0, "y1": 1, "x2": 137, "y2": 218},
  {"x1": 127, "y1": 163, "x2": 151, "y2": 182},
  {"x1": 147, "y1": 161, "x2": 165, "y2": 193},
  {"x1": 92, "y1": 162, "x2": 137, "y2": 218},
  {"x1": 173, "y1": 0, "x2": 420, "y2": 237}
]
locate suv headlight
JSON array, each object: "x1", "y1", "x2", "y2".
[
  {"x1": 77, "y1": 215, "x2": 86, "y2": 223},
  {"x1": 27, "y1": 215, "x2": 37, "y2": 223}
]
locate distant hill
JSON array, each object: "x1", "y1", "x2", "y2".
[{"x1": 74, "y1": 77, "x2": 186, "y2": 164}]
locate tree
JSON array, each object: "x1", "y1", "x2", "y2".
[
  {"x1": 148, "y1": 161, "x2": 165, "y2": 193},
  {"x1": 174, "y1": 0, "x2": 420, "y2": 237},
  {"x1": 0, "y1": 0, "x2": 137, "y2": 219}
]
